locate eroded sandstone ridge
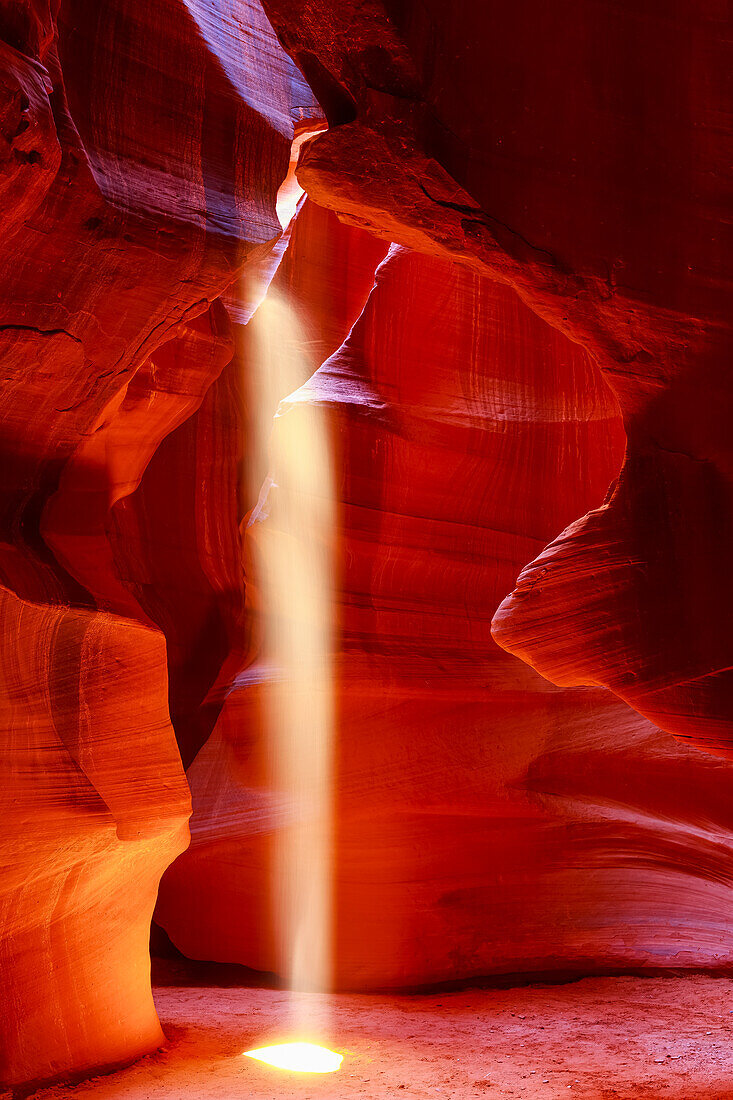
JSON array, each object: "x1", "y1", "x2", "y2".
[
  {"x1": 0, "y1": 0, "x2": 318, "y2": 1089},
  {"x1": 259, "y1": 0, "x2": 733, "y2": 757},
  {"x1": 1, "y1": 0, "x2": 733, "y2": 1092},
  {"x1": 156, "y1": 205, "x2": 733, "y2": 988}
]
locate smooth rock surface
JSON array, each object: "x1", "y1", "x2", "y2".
[
  {"x1": 0, "y1": 0, "x2": 316, "y2": 1089},
  {"x1": 2, "y1": 0, "x2": 733, "y2": 1091},
  {"x1": 260, "y1": 0, "x2": 733, "y2": 757},
  {"x1": 157, "y1": 220, "x2": 733, "y2": 988}
]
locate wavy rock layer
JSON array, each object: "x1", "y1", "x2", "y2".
[
  {"x1": 259, "y1": 0, "x2": 733, "y2": 758},
  {"x1": 157, "y1": 215, "x2": 733, "y2": 989},
  {"x1": 0, "y1": 591, "x2": 190, "y2": 1089},
  {"x1": 2, "y1": 0, "x2": 732, "y2": 1087},
  {"x1": 0, "y1": 0, "x2": 317, "y2": 1089}
]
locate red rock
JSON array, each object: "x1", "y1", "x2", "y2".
[
  {"x1": 158, "y1": 231, "x2": 733, "y2": 989},
  {"x1": 108, "y1": 316, "x2": 254, "y2": 770},
  {"x1": 2, "y1": 0, "x2": 733, "y2": 1090},
  {"x1": 260, "y1": 0, "x2": 733, "y2": 757},
  {"x1": 0, "y1": 0, "x2": 316, "y2": 1089},
  {"x1": 268, "y1": 196, "x2": 389, "y2": 367}
]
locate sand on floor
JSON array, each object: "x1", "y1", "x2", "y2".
[{"x1": 21, "y1": 971, "x2": 733, "y2": 1099}]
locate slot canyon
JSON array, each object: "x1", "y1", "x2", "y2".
[{"x1": 1, "y1": 1, "x2": 732, "y2": 1097}]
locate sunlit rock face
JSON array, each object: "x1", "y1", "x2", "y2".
[
  {"x1": 1, "y1": 0, "x2": 732, "y2": 1089},
  {"x1": 0, "y1": 591, "x2": 190, "y2": 1088},
  {"x1": 0, "y1": 0, "x2": 316, "y2": 1089},
  {"x1": 259, "y1": 0, "x2": 733, "y2": 759},
  {"x1": 157, "y1": 208, "x2": 733, "y2": 989}
]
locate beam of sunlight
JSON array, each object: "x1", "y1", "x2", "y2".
[
  {"x1": 244, "y1": 1043, "x2": 343, "y2": 1074},
  {"x1": 245, "y1": 288, "x2": 335, "y2": 1039}
]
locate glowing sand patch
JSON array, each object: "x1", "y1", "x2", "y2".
[{"x1": 244, "y1": 1042, "x2": 343, "y2": 1073}]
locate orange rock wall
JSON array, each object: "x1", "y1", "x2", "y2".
[
  {"x1": 0, "y1": 0, "x2": 316, "y2": 1089},
  {"x1": 2, "y1": 0, "x2": 733, "y2": 1090}
]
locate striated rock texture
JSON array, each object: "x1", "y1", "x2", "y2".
[
  {"x1": 0, "y1": 592, "x2": 189, "y2": 1088},
  {"x1": 0, "y1": 0, "x2": 319, "y2": 1090},
  {"x1": 259, "y1": 0, "x2": 733, "y2": 758},
  {"x1": 157, "y1": 215, "x2": 733, "y2": 989},
  {"x1": 2, "y1": 0, "x2": 733, "y2": 1088}
]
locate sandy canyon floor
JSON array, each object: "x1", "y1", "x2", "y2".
[{"x1": 24, "y1": 967, "x2": 733, "y2": 1100}]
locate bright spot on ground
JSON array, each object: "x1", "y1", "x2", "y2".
[{"x1": 243, "y1": 1042, "x2": 343, "y2": 1073}]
